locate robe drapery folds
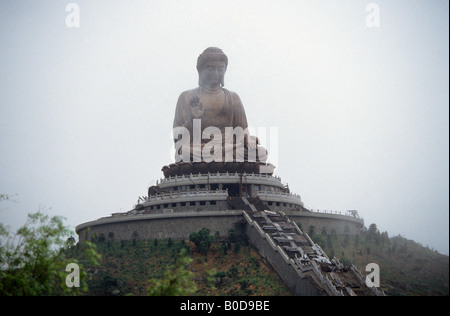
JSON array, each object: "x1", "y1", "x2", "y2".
[{"x1": 173, "y1": 87, "x2": 267, "y2": 163}]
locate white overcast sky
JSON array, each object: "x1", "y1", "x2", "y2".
[{"x1": 0, "y1": 0, "x2": 448, "y2": 254}]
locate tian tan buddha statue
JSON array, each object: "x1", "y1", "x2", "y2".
[{"x1": 166, "y1": 47, "x2": 274, "y2": 176}]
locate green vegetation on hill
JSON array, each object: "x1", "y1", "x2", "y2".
[
  {"x1": 1, "y1": 206, "x2": 447, "y2": 296},
  {"x1": 303, "y1": 223, "x2": 449, "y2": 296},
  {"x1": 0, "y1": 212, "x2": 99, "y2": 296},
  {"x1": 73, "y1": 229, "x2": 291, "y2": 296}
]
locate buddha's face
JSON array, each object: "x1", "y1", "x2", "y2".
[{"x1": 199, "y1": 61, "x2": 226, "y2": 88}]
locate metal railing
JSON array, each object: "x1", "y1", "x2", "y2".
[
  {"x1": 159, "y1": 172, "x2": 282, "y2": 186},
  {"x1": 256, "y1": 190, "x2": 304, "y2": 206},
  {"x1": 308, "y1": 209, "x2": 363, "y2": 220},
  {"x1": 137, "y1": 189, "x2": 229, "y2": 205}
]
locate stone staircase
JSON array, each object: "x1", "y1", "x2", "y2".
[{"x1": 241, "y1": 196, "x2": 384, "y2": 296}]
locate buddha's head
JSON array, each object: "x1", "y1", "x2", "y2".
[{"x1": 197, "y1": 47, "x2": 228, "y2": 88}]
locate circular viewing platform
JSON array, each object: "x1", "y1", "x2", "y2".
[
  {"x1": 76, "y1": 163, "x2": 365, "y2": 243},
  {"x1": 141, "y1": 170, "x2": 302, "y2": 214}
]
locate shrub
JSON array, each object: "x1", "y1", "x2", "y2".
[{"x1": 189, "y1": 227, "x2": 214, "y2": 255}]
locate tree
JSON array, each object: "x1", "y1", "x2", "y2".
[
  {"x1": 380, "y1": 231, "x2": 390, "y2": 246},
  {"x1": 147, "y1": 248, "x2": 197, "y2": 296},
  {"x1": 366, "y1": 223, "x2": 379, "y2": 242},
  {"x1": 107, "y1": 232, "x2": 115, "y2": 248},
  {"x1": 0, "y1": 212, "x2": 99, "y2": 295},
  {"x1": 311, "y1": 234, "x2": 326, "y2": 249},
  {"x1": 132, "y1": 231, "x2": 139, "y2": 246},
  {"x1": 326, "y1": 234, "x2": 333, "y2": 250},
  {"x1": 344, "y1": 224, "x2": 350, "y2": 234},
  {"x1": 368, "y1": 223, "x2": 379, "y2": 235},
  {"x1": 308, "y1": 225, "x2": 315, "y2": 236},
  {"x1": 189, "y1": 227, "x2": 214, "y2": 255},
  {"x1": 344, "y1": 234, "x2": 350, "y2": 247},
  {"x1": 354, "y1": 233, "x2": 360, "y2": 247}
]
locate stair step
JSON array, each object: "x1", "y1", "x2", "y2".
[{"x1": 241, "y1": 197, "x2": 383, "y2": 296}]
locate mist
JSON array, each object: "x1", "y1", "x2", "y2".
[{"x1": 0, "y1": 0, "x2": 448, "y2": 255}]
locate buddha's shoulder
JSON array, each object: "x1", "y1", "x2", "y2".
[
  {"x1": 177, "y1": 88, "x2": 198, "y2": 102},
  {"x1": 224, "y1": 89, "x2": 243, "y2": 104}
]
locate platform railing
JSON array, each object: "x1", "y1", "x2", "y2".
[
  {"x1": 256, "y1": 190, "x2": 304, "y2": 206},
  {"x1": 159, "y1": 172, "x2": 282, "y2": 186},
  {"x1": 137, "y1": 189, "x2": 229, "y2": 205}
]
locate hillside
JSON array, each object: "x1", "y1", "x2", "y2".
[
  {"x1": 72, "y1": 225, "x2": 449, "y2": 296},
  {"x1": 305, "y1": 223, "x2": 449, "y2": 296},
  {"x1": 73, "y1": 236, "x2": 291, "y2": 296}
]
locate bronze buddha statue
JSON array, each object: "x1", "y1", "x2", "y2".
[{"x1": 173, "y1": 47, "x2": 268, "y2": 164}]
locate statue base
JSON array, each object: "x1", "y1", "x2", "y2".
[{"x1": 161, "y1": 161, "x2": 275, "y2": 178}]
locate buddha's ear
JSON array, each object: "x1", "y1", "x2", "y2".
[{"x1": 221, "y1": 67, "x2": 227, "y2": 87}]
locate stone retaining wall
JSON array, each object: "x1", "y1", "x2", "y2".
[{"x1": 76, "y1": 210, "x2": 363, "y2": 242}]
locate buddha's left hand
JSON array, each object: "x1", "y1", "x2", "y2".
[{"x1": 248, "y1": 135, "x2": 258, "y2": 150}]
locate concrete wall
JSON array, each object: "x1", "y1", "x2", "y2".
[
  {"x1": 139, "y1": 200, "x2": 229, "y2": 213},
  {"x1": 76, "y1": 209, "x2": 363, "y2": 242},
  {"x1": 77, "y1": 211, "x2": 244, "y2": 242},
  {"x1": 286, "y1": 211, "x2": 363, "y2": 235}
]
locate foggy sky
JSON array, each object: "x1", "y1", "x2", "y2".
[{"x1": 0, "y1": 0, "x2": 448, "y2": 255}]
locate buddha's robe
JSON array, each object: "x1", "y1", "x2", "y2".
[{"x1": 173, "y1": 87, "x2": 266, "y2": 163}]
